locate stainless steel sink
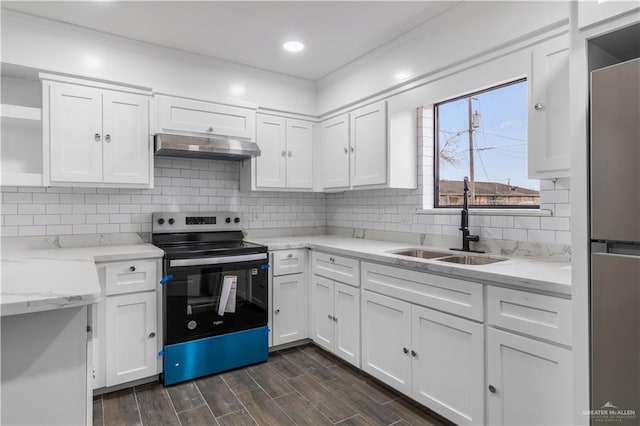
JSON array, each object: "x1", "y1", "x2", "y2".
[
  {"x1": 436, "y1": 255, "x2": 507, "y2": 265},
  {"x1": 389, "y1": 248, "x2": 450, "y2": 259}
]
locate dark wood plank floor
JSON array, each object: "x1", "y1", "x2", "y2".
[{"x1": 93, "y1": 344, "x2": 452, "y2": 426}]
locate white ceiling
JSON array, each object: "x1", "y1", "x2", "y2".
[{"x1": 1, "y1": 1, "x2": 459, "y2": 81}]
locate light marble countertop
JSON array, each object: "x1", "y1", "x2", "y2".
[
  {"x1": 1, "y1": 243, "x2": 164, "y2": 317},
  {"x1": 249, "y1": 235, "x2": 572, "y2": 296}
]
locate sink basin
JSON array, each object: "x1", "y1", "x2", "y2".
[
  {"x1": 389, "y1": 248, "x2": 450, "y2": 259},
  {"x1": 437, "y1": 255, "x2": 507, "y2": 265}
]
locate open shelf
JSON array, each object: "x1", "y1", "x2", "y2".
[{"x1": 0, "y1": 104, "x2": 41, "y2": 121}]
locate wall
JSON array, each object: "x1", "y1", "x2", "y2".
[
  {"x1": 317, "y1": 1, "x2": 569, "y2": 114},
  {"x1": 0, "y1": 158, "x2": 326, "y2": 238},
  {"x1": 0, "y1": 11, "x2": 316, "y2": 115}
]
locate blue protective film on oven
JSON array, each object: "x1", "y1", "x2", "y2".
[
  {"x1": 162, "y1": 326, "x2": 269, "y2": 386},
  {"x1": 159, "y1": 274, "x2": 174, "y2": 285}
]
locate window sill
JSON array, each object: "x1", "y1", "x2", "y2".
[{"x1": 417, "y1": 208, "x2": 553, "y2": 217}]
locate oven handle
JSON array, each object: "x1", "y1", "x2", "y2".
[{"x1": 169, "y1": 253, "x2": 268, "y2": 268}]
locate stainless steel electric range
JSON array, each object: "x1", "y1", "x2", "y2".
[{"x1": 152, "y1": 211, "x2": 269, "y2": 386}]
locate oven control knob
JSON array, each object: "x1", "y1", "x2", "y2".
[
  {"x1": 225, "y1": 217, "x2": 231, "y2": 224},
  {"x1": 168, "y1": 218, "x2": 175, "y2": 225},
  {"x1": 234, "y1": 217, "x2": 240, "y2": 223},
  {"x1": 157, "y1": 218, "x2": 165, "y2": 225},
  {"x1": 187, "y1": 320, "x2": 197, "y2": 330}
]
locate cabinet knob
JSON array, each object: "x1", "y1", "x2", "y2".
[
  {"x1": 94, "y1": 133, "x2": 101, "y2": 142},
  {"x1": 129, "y1": 266, "x2": 136, "y2": 272},
  {"x1": 275, "y1": 309, "x2": 280, "y2": 315},
  {"x1": 105, "y1": 134, "x2": 111, "y2": 143},
  {"x1": 149, "y1": 332, "x2": 156, "y2": 338},
  {"x1": 282, "y1": 150, "x2": 287, "y2": 157},
  {"x1": 343, "y1": 147, "x2": 348, "y2": 154},
  {"x1": 411, "y1": 350, "x2": 417, "y2": 357},
  {"x1": 287, "y1": 253, "x2": 293, "y2": 258},
  {"x1": 534, "y1": 103, "x2": 544, "y2": 111},
  {"x1": 403, "y1": 347, "x2": 409, "y2": 354},
  {"x1": 328, "y1": 314, "x2": 332, "y2": 320},
  {"x1": 288, "y1": 151, "x2": 292, "y2": 158},
  {"x1": 333, "y1": 316, "x2": 338, "y2": 322},
  {"x1": 350, "y1": 146, "x2": 355, "y2": 153},
  {"x1": 207, "y1": 127, "x2": 214, "y2": 133},
  {"x1": 488, "y1": 385, "x2": 497, "y2": 393}
]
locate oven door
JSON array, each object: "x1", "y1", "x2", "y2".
[{"x1": 164, "y1": 253, "x2": 268, "y2": 345}]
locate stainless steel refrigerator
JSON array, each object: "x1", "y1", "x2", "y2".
[{"x1": 590, "y1": 57, "x2": 640, "y2": 425}]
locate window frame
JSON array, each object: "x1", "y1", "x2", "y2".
[{"x1": 432, "y1": 78, "x2": 539, "y2": 210}]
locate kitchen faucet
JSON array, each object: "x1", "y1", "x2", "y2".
[{"x1": 451, "y1": 176, "x2": 483, "y2": 253}]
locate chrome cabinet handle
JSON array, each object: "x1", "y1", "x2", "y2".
[
  {"x1": 350, "y1": 146, "x2": 355, "y2": 153},
  {"x1": 333, "y1": 316, "x2": 337, "y2": 322},
  {"x1": 287, "y1": 253, "x2": 293, "y2": 258},
  {"x1": 149, "y1": 332, "x2": 156, "y2": 338},
  {"x1": 411, "y1": 350, "x2": 417, "y2": 357},
  {"x1": 129, "y1": 266, "x2": 136, "y2": 272},
  {"x1": 207, "y1": 127, "x2": 214, "y2": 133},
  {"x1": 281, "y1": 150, "x2": 286, "y2": 157},
  {"x1": 343, "y1": 147, "x2": 348, "y2": 154},
  {"x1": 328, "y1": 314, "x2": 332, "y2": 320},
  {"x1": 329, "y1": 257, "x2": 335, "y2": 262},
  {"x1": 403, "y1": 347, "x2": 409, "y2": 354},
  {"x1": 275, "y1": 309, "x2": 280, "y2": 315},
  {"x1": 105, "y1": 134, "x2": 111, "y2": 143},
  {"x1": 534, "y1": 103, "x2": 544, "y2": 111},
  {"x1": 94, "y1": 133, "x2": 101, "y2": 142},
  {"x1": 488, "y1": 385, "x2": 497, "y2": 393},
  {"x1": 288, "y1": 151, "x2": 292, "y2": 158}
]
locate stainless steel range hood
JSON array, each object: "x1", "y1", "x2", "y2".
[{"x1": 154, "y1": 133, "x2": 260, "y2": 160}]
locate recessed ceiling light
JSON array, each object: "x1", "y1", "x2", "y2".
[{"x1": 283, "y1": 41, "x2": 305, "y2": 53}]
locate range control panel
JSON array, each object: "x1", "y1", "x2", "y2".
[{"x1": 152, "y1": 212, "x2": 241, "y2": 233}]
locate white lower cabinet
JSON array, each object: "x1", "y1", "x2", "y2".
[
  {"x1": 362, "y1": 290, "x2": 484, "y2": 426},
  {"x1": 93, "y1": 257, "x2": 161, "y2": 390},
  {"x1": 486, "y1": 327, "x2": 572, "y2": 426},
  {"x1": 272, "y1": 274, "x2": 306, "y2": 346},
  {"x1": 105, "y1": 291, "x2": 158, "y2": 386},
  {"x1": 311, "y1": 275, "x2": 360, "y2": 367}
]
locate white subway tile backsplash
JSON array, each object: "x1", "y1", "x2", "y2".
[{"x1": 540, "y1": 217, "x2": 571, "y2": 231}]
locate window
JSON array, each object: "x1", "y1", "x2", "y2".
[{"x1": 434, "y1": 80, "x2": 539, "y2": 208}]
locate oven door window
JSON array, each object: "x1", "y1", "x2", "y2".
[{"x1": 165, "y1": 260, "x2": 268, "y2": 345}]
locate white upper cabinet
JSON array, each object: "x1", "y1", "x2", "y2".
[
  {"x1": 528, "y1": 34, "x2": 570, "y2": 179},
  {"x1": 241, "y1": 113, "x2": 313, "y2": 191},
  {"x1": 102, "y1": 92, "x2": 150, "y2": 184},
  {"x1": 285, "y1": 118, "x2": 313, "y2": 188},
  {"x1": 350, "y1": 101, "x2": 387, "y2": 187},
  {"x1": 156, "y1": 95, "x2": 256, "y2": 140},
  {"x1": 319, "y1": 113, "x2": 350, "y2": 189},
  {"x1": 319, "y1": 100, "x2": 416, "y2": 191},
  {"x1": 255, "y1": 115, "x2": 287, "y2": 187},
  {"x1": 49, "y1": 83, "x2": 103, "y2": 183},
  {"x1": 43, "y1": 75, "x2": 152, "y2": 187}
]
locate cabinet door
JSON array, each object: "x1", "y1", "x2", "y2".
[
  {"x1": 255, "y1": 115, "x2": 287, "y2": 188},
  {"x1": 105, "y1": 291, "x2": 158, "y2": 387},
  {"x1": 102, "y1": 92, "x2": 150, "y2": 184},
  {"x1": 272, "y1": 274, "x2": 306, "y2": 346},
  {"x1": 320, "y1": 114, "x2": 350, "y2": 189},
  {"x1": 92, "y1": 296, "x2": 106, "y2": 389},
  {"x1": 333, "y1": 282, "x2": 360, "y2": 367},
  {"x1": 411, "y1": 305, "x2": 484, "y2": 426},
  {"x1": 361, "y1": 290, "x2": 412, "y2": 395},
  {"x1": 528, "y1": 35, "x2": 570, "y2": 179},
  {"x1": 350, "y1": 101, "x2": 387, "y2": 187},
  {"x1": 49, "y1": 82, "x2": 103, "y2": 183},
  {"x1": 286, "y1": 118, "x2": 313, "y2": 189},
  {"x1": 487, "y1": 328, "x2": 572, "y2": 426},
  {"x1": 311, "y1": 275, "x2": 334, "y2": 352},
  {"x1": 157, "y1": 95, "x2": 255, "y2": 139}
]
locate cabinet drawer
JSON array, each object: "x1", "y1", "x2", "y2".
[
  {"x1": 157, "y1": 95, "x2": 255, "y2": 139},
  {"x1": 312, "y1": 251, "x2": 360, "y2": 287},
  {"x1": 272, "y1": 249, "x2": 306, "y2": 276},
  {"x1": 361, "y1": 262, "x2": 483, "y2": 322},
  {"x1": 104, "y1": 260, "x2": 157, "y2": 296},
  {"x1": 487, "y1": 286, "x2": 571, "y2": 346}
]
